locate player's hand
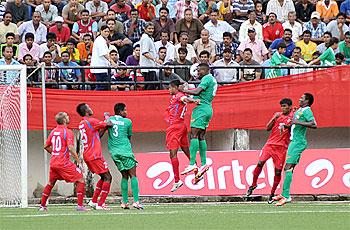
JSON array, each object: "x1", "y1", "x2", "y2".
[
  {"x1": 291, "y1": 119, "x2": 300, "y2": 125},
  {"x1": 274, "y1": 112, "x2": 281, "y2": 119},
  {"x1": 178, "y1": 84, "x2": 185, "y2": 92},
  {"x1": 104, "y1": 112, "x2": 110, "y2": 120}
]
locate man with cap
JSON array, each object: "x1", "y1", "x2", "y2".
[
  {"x1": 49, "y1": 16, "x2": 71, "y2": 46},
  {"x1": 302, "y1": 11, "x2": 327, "y2": 43},
  {"x1": 263, "y1": 12, "x2": 284, "y2": 47},
  {"x1": 239, "y1": 10, "x2": 263, "y2": 43}
]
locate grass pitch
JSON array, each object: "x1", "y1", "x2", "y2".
[{"x1": 0, "y1": 202, "x2": 349, "y2": 230}]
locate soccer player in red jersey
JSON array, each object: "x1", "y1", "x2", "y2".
[
  {"x1": 39, "y1": 112, "x2": 87, "y2": 211},
  {"x1": 166, "y1": 80, "x2": 200, "y2": 192},
  {"x1": 246, "y1": 98, "x2": 294, "y2": 203},
  {"x1": 76, "y1": 103, "x2": 112, "y2": 210}
]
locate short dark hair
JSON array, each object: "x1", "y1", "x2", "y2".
[
  {"x1": 210, "y1": 8, "x2": 219, "y2": 14},
  {"x1": 66, "y1": 38, "x2": 76, "y2": 45},
  {"x1": 76, "y1": 103, "x2": 88, "y2": 117},
  {"x1": 335, "y1": 52, "x2": 345, "y2": 60},
  {"x1": 243, "y1": 48, "x2": 253, "y2": 54},
  {"x1": 46, "y1": 32, "x2": 56, "y2": 40},
  {"x1": 43, "y1": 51, "x2": 52, "y2": 57},
  {"x1": 159, "y1": 7, "x2": 169, "y2": 14},
  {"x1": 324, "y1": 31, "x2": 332, "y2": 37},
  {"x1": 280, "y1": 98, "x2": 292, "y2": 106},
  {"x1": 114, "y1": 103, "x2": 126, "y2": 115},
  {"x1": 293, "y1": 46, "x2": 302, "y2": 52},
  {"x1": 83, "y1": 33, "x2": 92, "y2": 39},
  {"x1": 109, "y1": 49, "x2": 118, "y2": 55},
  {"x1": 345, "y1": 31, "x2": 350, "y2": 37},
  {"x1": 199, "y1": 50, "x2": 210, "y2": 57},
  {"x1": 327, "y1": 37, "x2": 339, "y2": 47},
  {"x1": 61, "y1": 51, "x2": 70, "y2": 56},
  {"x1": 81, "y1": 9, "x2": 90, "y2": 15},
  {"x1": 23, "y1": 53, "x2": 33, "y2": 60},
  {"x1": 277, "y1": 42, "x2": 287, "y2": 49},
  {"x1": 3, "y1": 11, "x2": 12, "y2": 18},
  {"x1": 269, "y1": 12, "x2": 277, "y2": 17},
  {"x1": 106, "y1": 18, "x2": 116, "y2": 24},
  {"x1": 130, "y1": 8, "x2": 139, "y2": 14},
  {"x1": 25, "y1": 32, "x2": 34, "y2": 40},
  {"x1": 184, "y1": 8, "x2": 192, "y2": 14},
  {"x1": 133, "y1": 44, "x2": 140, "y2": 49},
  {"x1": 198, "y1": 63, "x2": 210, "y2": 70},
  {"x1": 284, "y1": 28, "x2": 292, "y2": 34},
  {"x1": 304, "y1": 93, "x2": 314, "y2": 106},
  {"x1": 169, "y1": 79, "x2": 181, "y2": 87},
  {"x1": 5, "y1": 32, "x2": 15, "y2": 38},
  {"x1": 223, "y1": 32, "x2": 232, "y2": 39},
  {"x1": 178, "y1": 47, "x2": 188, "y2": 54},
  {"x1": 337, "y1": 12, "x2": 347, "y2": 18},
  {"x1": 100, "y1": 25, "x2": 109, "y2": 31},
  {"x1": 159, "y1": 46, "x2": 167, "y2": 52},
  {"x1": 303, "y1": 30, "x2": 312, "y2": 36}
]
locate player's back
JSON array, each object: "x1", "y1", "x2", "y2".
[
  {"x1": 196, "y1": 74, "x2": 217, "y2": 106},
  {"x1": 107, "y1": 115, "x2": 133, "y2": 156},
  {"x1": 166, "y1": 92, "x2": 187, "y2": 125},
  {"x1": 266, "y1": 113, "x2": 294, "y2": 148}
]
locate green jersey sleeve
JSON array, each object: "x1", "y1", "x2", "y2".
[
  {"x1": 319, "y1": 47, "x2": 331, "y2": 61},
  {"x1": 198, "y1": 75, "x2": 211, "y2": 90},
  {"x1": 281, "y1": 54, "x2": 290, "y2": 63},
  {"x1": 303, "y1": 107, "x2": 315, "y2": 122},
  {"x1": 127, "y1": 119, "x2": 133, "y2": 137}
]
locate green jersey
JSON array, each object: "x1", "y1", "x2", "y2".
[
  {"x1": 290, "y1": 107, "x2": 316, "y2": 143},
  {"x1": 319, "y1": 47, "x2": 336, "y2": 66},
  {"x1": 338, "y1": 41, "x2": 350, "y2": 59},
  {"x1": 195, "y1": 74, "x2": 218, "y2": 106},
  {"x1": 266, "y1": 51, "x2": 290, "y2": 79},
  {"x1": 107, "y1": 115, "x2": 133, "y2": 156}
]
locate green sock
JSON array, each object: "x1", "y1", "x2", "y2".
[
  {"x1": 199, "y1": 140, "x2": 207, "y2": 166},
  {"x1": 121, "y1": 178, "x2": 129, "y2": 204},
  {"x1": 189, "y1": 139, "x2": 199, "y2": 165},
  {"x1": 131, "y1": 177, "x2": 139, "y2": 202},
  {"x1": 281, "y1": 170, "x2": 293, "y2": 199}
]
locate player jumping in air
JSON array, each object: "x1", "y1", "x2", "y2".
[
  {"x1": 166, "y1": 80, "x2": 200, "y2": 192},
  {"x1": 246, "y1": 98, "x2": 294, "y2": 203},
  {"x1": 105, "y1": 103, "x2": 143, "y2": 210},
  {"x1": 76, "y1": 103, "x2": 113, "y2": 210},
  {"x1": 180, "y1": 63, "x2": 218, "y2": 183},
  {"x1": 274, "y1": 93, "x2": 317, "y2": 206},
  {"x1": 39, "y1": 112, "x2": 88, "y2": 211}
]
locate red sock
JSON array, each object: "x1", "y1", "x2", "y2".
[
  {"x1": 41, "y1": 184, "x2": 53, "y2": 207},
  {"x1": 271, "y1": 174, "x2": 282, "y2": 195},
  {"x1": 91, "y1": 179, "x2": 103, "y2": 203},
  {"x1": 252, "y1": 166, "x2": 263, "y2": 187},
  {"x1": 98, "y1": 182, "x2": 111, "y2": 206},
  {"x1": 171, "y1": 157, "x2": 180, "y2": 183},
  {"x1": 76, "y1": 182, "x2": 85, "y2": 206}
]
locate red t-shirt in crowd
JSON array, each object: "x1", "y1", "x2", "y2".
[{"x1": 263, "y1": 22, "x2": 284, "y2": 42}]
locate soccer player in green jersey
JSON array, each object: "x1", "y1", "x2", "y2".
[
  {"x1": 179, "y1": 63, "x2": 218, "y2": 183},
  {"x1": 274, "y1": 93, "x2": 317, "y2": 206},
  {"x1": 105, "y1": 103, "x2": 143, "y2": 210}
]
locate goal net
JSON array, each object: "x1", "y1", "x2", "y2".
[{"x1": 0, "y1": 65, "x2": 27, "y2": 207}]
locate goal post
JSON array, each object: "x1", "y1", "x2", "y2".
[{"x1": 0, "y1": 65, "x2": 27, "y2": 208}]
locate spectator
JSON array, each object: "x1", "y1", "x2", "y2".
[
  {"x1": 175, "y1": 8, "x2": 203, "y2": 44},
  {"x1": 204, "y1": 9, "x2": 236, "y2": 44},
  {"x1": 302, "y1": 11, "x2": 326, "y2": 43},
  {"x1": 238, "y1": 27, "x2": 269, "y2": 64},
  {"x1": 287, "y1": 47, "x2": 309, "y2": 75},
  {"x1": 72, "y1": 10, "x2": 98, "y2": 41},
  {"x1": 295, "y1": 0, "x2": 316, "y2": 23},
  {"x1": 232, "y1": 0, "x2": 255, "y2": 32},
  {"x1": 18, "y1": 11, "x2": 47, "y2": 44},
  {"x1": 124, "y1": 9, "x2": 146, "y2": 43},
  {"x1": 61, "y1": 38, "x2": 80, "y2": 63},
  {"x1": 126, "y1": 44, "x2": 141, "y2": 66},
  {"x1": 174, "y1": 32, "x2": 197, "y2": 63},
  {"x1": 255, "y1": 1, "x2": 266, "y2": 25},
  {"x1": 326, "y1": 13, "x2": 349, "y2": 40},
  {"x1": 174, "y1": 0, "x2": 198, "y2": 20},
  {"x1": 216, "y1": 32, "x2": 239, "y2": 61},
  {"x1": 136, "y1": 0, "x2": 156, "y2": 21},
  {"x1": 49, "y1": 16, "x2": 71, "y2": 46},
  {"x1": 156, "y1": 0, "x2": 176, "y2": 20},
  {"x1": 0, "y1": 12, "x2": 19, "y2": 44},
  {"x1": 269, "y1": 28, "x2": 295, "y2": 58},
  {"x1": 311, "y1": 50, "x2": 321, "y2": 66},
  {"x1": 26, "y1": 0, "x2": 41, "y2": 16},
  {"x1": 339, "y1": 31, "x2": 350, "y2": 62},
  {"x1": 198, "y1": 0, "x2": 218, "y2": 22},
  {"x1": 155, "y1": 31, "x2": 175, "y2": 62},
  {"x1": 190, "y1": 50, "x2": 211, "y2": 80},
  {"x1": 41, "y1": 51, "x2": 60, "y2": 88},
  {"x1": 39, "y1": 32, "x2": 61, "y2": 63},
  {"x1": 62, "y1": 0, "x2": 85, "y2": 28},
  {"x1": 317, "y1": 31, "x2": 335, "y2": 54},
  {"x1": 5, "y1": 0, "x2": 29, "y2": 26},
  {"x1": 110, "y1": 0, "x2": 132, "y2": 23},
  {"x1": 217, "y1": 0, "x2": 233, "y2": 22},
  {"x1": 296, "y1": 30, "x2": 318, "y2": 62},
  {"x1": 0, "y1": 46, "x2": 20, "y2": 84},
  {"x1": 266, "y1": 0, "x2": 295, "y2": 23},
  {"x1": 335, "y1": 52, "x2": 345, "y2": 65},
  {"x1": 99, "y1": 9, "x2": 124, "y2": 34},
  {"x1": 107, "y1": 19, "x2": 133, "y2": 62},
  {"x1": 213, "y1": 48, "x2": 240, "y2": 83},
  {"x1": 52, "y1": 0, "x2": 65, "y2": 15},
  {"x1": 23, "y1": 54, "x2": 39, "y2": 85},
  {"x1": 152, "y1": 7, "x2": 175, "y2": 42},
  {"x1": 77, "y1": 34, "x2": 93, "y2": 65},
  {"x1": 239, "y1": 10, "x2": 263, "y2": 43},
  {"x1": 0, "y1": 1, "x2": 5, "y2": 21},
  {"x1": 309, "y1": 37, "x2": 339, "y2": 66},
  {"x1": 84, "y1": 53, "x2": 96, "y2": 90},
  {"x1": 35, "y1": 0, "x2": 58, "y2": 29},
  {"x1": 283, "y1": 11, "x2": 303, "y2": 42},
  {"x1": 316, "y1": 0, "x2": 339, "y2": 23},
  {"x1": 157, "y1": 46, "x2": 167, "y2": 64},
  {"x1": 340, "y1": 0, "x2": 350, "y2": 19},
  {"x1": 193, "y1": 29, "x2": 217, "y2": 63},
  {"x1": 0, "y1": 33, "x2": 19, "y2": 59},
  {"x1": 158, "y1": 65, "x2": 183, "y2": 89},
  {"x1": 58, "y1": 50, "x2": 82, "y2": 90},
  {"x1": 263, "y1": 12, "x2": 284, "y2": 47},
  {"x1": 171, "y1": 47, "x2": 192, "y2": 82},
  {"x1": 85, "y1": 0, "x2": 108, "y2": 22},
  {"x1": 239, "y1": 48, "x2": 262, "y2": 82},
  {"x1": 111, "y1": 63, "x2": 133, "y2": 91},
  {"x1": 18, "y1": 32, "x2": 40, "y2": 63}
]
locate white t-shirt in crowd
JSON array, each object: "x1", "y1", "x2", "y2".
[{"x1": 91, "y1": 35, "x2": 110, "y2": 73}]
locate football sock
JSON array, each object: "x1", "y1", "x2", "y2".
[
  {"x1": 98, "y1": 182, "x2": 111, "y2": 206},
  {"x1": 41, "y1": 184, "x2": 53, "y2": 207},
  {"x1": 199, "y1": 140, "x2": 207, "y2": 166},
  {"x1": 271, "y1": 174, "x2": 282, "y2": 195},
  {"x1": 171, "y1": 157, "x2": 180, "y2": 183},
  {"x1": 189, "y1": 139, "x2": 199, "y2": 165},
  {"x1": 91, "y1": 179, "x2": 103, "y2": 203},
  {"x1": 131, "y1": 176, "x2": 140, "y2": 202},
  {"x1": 121, "y1": 178, "x2": 129, "y2": 204},
  {"x1": 281, "y1": 170, "x2": 293, "y2": 199},
  {"x1": 76, "y1": 182, "x2": 85, "y2": 206},
  {"x1": 252, "y1": 166, "x2": 263, "y2": 187}
]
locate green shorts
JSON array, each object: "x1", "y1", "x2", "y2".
[
  {"x1": 111, "y1": 154, "x2": 138, "y2": 172},
  {"x1": 190, "y1": 105, "x2": 213, "y2": 130},
  {"x1": 286, "y1": 141, "x2": 307, "y2": 165}
]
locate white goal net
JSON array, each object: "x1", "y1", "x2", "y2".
[{"x1": 0, "y1": 65, "x2": 27, "y2": 207}]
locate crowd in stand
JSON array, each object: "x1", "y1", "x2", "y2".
[{"x1": 0, "y1": 0, "x2": 349, "y2": 90}]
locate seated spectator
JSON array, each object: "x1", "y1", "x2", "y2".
[
  {"x1": 159, "y1": 65, "x2": 183, "y2": 89},
  {"x1": 125, "y1": 44, "x2": 144, "y2": 90},
  {"x1": 269, "y1": 28, "x2": 295, "y2": 58},
  {"x1": 62, "y1": 0, "x2": 85, "y2": 28},
  {"x1": 136, "y1": 0, "x2": 156, "y2": 21},
  {"x1": 126, "y1": 44, "x2": 141, "y2": 66},
  {"x1": 0, "y1": 46, "x2": 20, "y2": 83},
  {"x1": 111, "y1": 64, "x2": 133, "y2": 91},
  {"x1": 174, "y1": 32, "x2": 197, "y2": 63},
  {"x1": 107, "y1": 19, "x2": 133, "y2": 62},
  {"x1": 61, "y1": 38, "x2": 80, "y2": 64},
  {"x1": 296, "y1": 30, "x2": 318, "y2": 62},
  {"x1": 204, "y1": 9, "x2": 236, "y2": 44},
  {"x1": 99, "y1": 9, "x2": 124, "y2": 34},
  {"x1": 155, "y1": 31, "x2": 175, "y2": 62},
  {"x1": 340, "y1": 0, "x2": 350, "y2": 21},
  {"x1": 157, "y1": 46, "x2": 167, "y2": 65},
  {"x1": 213, "y1": 48, "x2": 239, "y2": 83},
  {"x1": 238, "y1": 28, "x2": 269, "y2": 64},
  {"x1": 296, "y1": 0, "x2": 316, "y2": 23},
  {"x1": 152, "y1": 7, "x2": 175, "y2": 42},
  {"x1": 263, "y1": 12, "x2": 284, "y2": 47},
  {"x1": 77, "y1": 34, "x2": 94, "y2": 65},
  {"x1": 232, "y1": 0, "x2": 255, "y2": 32},
  {"x1": 39, "y1": 32, "x2": 61, "y2": 63},
  {"x1": 339, "y1": 31, "x2": 350, "y2": 62},
  {"x1": 41, "y1": 51, "x2": 59, "y2": 88},
  {"x1": 216, "y1": 32, "x2": 239, "y2": 61},
  {"x1": 156, "y1": 0, "x2": 176, "y2": 20},
  {"x1": 124, "y1": 9, "x2": 146, "y2": 43},
  {"x1": 110, "y1": 0, "x2": 132, "y2": 23},
  {"x1": 18, "y1": 33, "x2": 40, "y2": 63},
  {"x1": 175, "y1": 8, "x2": 203, "y2": 44},
  {"x1": 58, "y1": 50, "x2": 82, "y2": 90},
  {"x1": 309, "y1": 37, "x2": 339, "y2": 66},
  {"x1": 198, "y1": 0, "x2": 218, "y2": 22},
  {"x1": 72, "y1": 10, "x2": 98, "y2": 42},
  {"x1": 18, "y1": 12, "x2": 47, "y2": 45},
  {"x1": 239, "y1": 10, "x2": 263, "y2": 43},
  {"x1": 316, "y1": 0, "x2": 339, "y2": 23},
  {"x1": 35, "y1": 0, "x2": 58, "y2": 29},
  {"x1": 0, "y1": 12, "x2": 19, "y2": 44},
  {"x1": 335, "y1": 52, "x2": 345, "y2": 65},
  {"x1": 283, "y1": 11, "x2": 303, "y2": 42},
  {"x1": 217, "y1": 0, "x2": 233, "y2": 22},
  {"x1": 303, "y1": 11, "x2": 327, "y2": 43},
  {"x1": 0, "y1": 32, "x2": 19, "y2": 59},
  {"x1": 317, "y1": 31, "x2": 334, "y2": 54},
  {"x1": 255, "y1": 1, "x2": 266, "y2": 25},
  {"x1": 85, "y1": 0, "x2": 108, "y2": 22},
  {"x1": 266, "y1": 0, "x2": 295, "y2": 23},
  {"x1": 174, "y1": 0, "x2": 198, "y2": 20},
  {"x1": 190, "y1": 50, "x2": 211, "y2": 80},
  {"x1": 239, "y1": 48, "x2": 261, "y2": 82},
  {"x1": 287, "y1": 47, "x2": 310, "y2": 75},
  {"x1": 49, "y1": 16, "x2": 71, "y2": 46},
  {"x1": 23, "y1": 54, "x2": 39, "y2": 85},
  {"x1": 5, "y1": 0, "x2": 29, "y2": 26},
  {"x1": 193, "y1": 29, "x2": 216, "y2": 63},
  {"x1": 326, "y1": 13, "x2": 349, "y2": 40},
  {"x1": 171, "y1": 47, "x2": 192, "y2": 82},
  {"x1": 311, "y1": 51, "x2": 321, "y2": 66}
]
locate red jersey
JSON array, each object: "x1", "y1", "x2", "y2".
[
  {"x1": 49, "y1": 25, "x2": 71, "y2": 44},
  {"x1": 76, "y1": 19, "x2": 96, "y2": 38},
  {"x1": 78, "y1": 117, "x2": 107, "y2": 161},
  {"x1": 165, "y1": 92, "x2": 187, "y2": 126},
  {"x1": 266, "y1": 112, "x2": 294, "y2": 148},
  {"x1": 46, "y1": 125, "x2": 74, "y2": 167},
  {"x1": 263, "y1": 22, "x2": 284, "y2": 41}
]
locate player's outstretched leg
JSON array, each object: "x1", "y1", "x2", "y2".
[
  {"x1": 196, "y1": 129, "x2": 209, "y2": 179},
  {"x1": 275, "y1": 164, "x2": 295, "y2": 206},
  {"x1": 170, "y1": 149, "x2": 183, "y2": 192},
  {"x1": 39, "y1": 181, "x2": 56, "y2": 211},
  {"x1": 120, "y1": 171, "x2": 130, "y2": 209},
  {"x1": 269, "y1": 168, "x2": 282, "y2": 204},
  {"x1": 129, "y1": 166, "x2": 143, "y2": 210},
  {"x1": 89, "y1": 179, "x2": 103, "y2": 209},
  {"x1": 246, "y1": 161, "x2": 265, "y2": 197},
  {"x1": 96, "y1": 171, "x2": 112, "y2": 210},
  {"x1": 76, "y1": 179, "x2": 88, "y2": 211}
]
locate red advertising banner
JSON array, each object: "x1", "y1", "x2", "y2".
[{"x1": 137, "y1": 149, "x2": 350, "y2": 195}]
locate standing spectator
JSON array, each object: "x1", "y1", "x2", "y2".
[
  {"x1": 239, "y1": 10, "x2": 263, "y2": 43},
  {"x1": 263, "y1": 13, "x2": 284, "y2": 47},
  {"x1": 309, "y1": 37, "x2": 339, "y2": 66},
  {"x1": 174, "y1": 32, "x2": 197, "y2": 63},
  {"x1": 193, "y1": 29, "x2": 216, "y2": 63},
  {"x1": 339, "y1": 31, "x2": 350, "y2": 62},
  {"x1": 232, "y1": 0, "x2": 255, "y2": 32},
  {"x1": 152, "y1": 7, "x2": 175, "y2": 42},
  {"x1": 296, "y1": 30, "x2": 317, "y2": 62},
  {"x1": 18, "y1": 11, "x2": 47, "y2": 44},
  {"x1": 326, "y1": 13, "x2": 349, "y2": 40},
  {"x1": 198, "y1": 0, "x2": 218, "y2": 22},
  {"x1": 0, "y1": 12, "x2": 19, "y2": 44},
  {"x1": 35, "y1": 0, "x2": 58, "y2": 29},
  {"x1": 99, "y1": 9, "x2": 124, "y2": 34},
  {"x1": 61, "y1": 38, "x2": 80, "y2": 63},
  {"x1": 255, "y1": 1, "x2": 266, "y2": 25},
  {"x1": 156, "y1": 0, "x2": 176, "y2": 20},
  {"x1": 316, "y1": 0, "x2": 339, "y2": 23},
  {"x1": 303, "y1": 11, "x2": 327, "y2": 43},
  {"x1": 174, "y1": 0, "x2": 198, "y2": 20},
  {"x1": 62, "y1": 0, "x2": 85, "y2": 28},
  {"x1": 77, "y1": 34, "x2": 93, "y2": 65},
  {"x1": 85, "y1": 0, "x2": 108, "y2": 22},
  {"x1": 175, "y1": 8, "x2": 203, "y2": 44},
  {"x1": 295, "y1": 0, "x2": 316, "y2": 23},
  {"x1": 155, "y1": 31, "x2": 175, "y2": 62},
  {"x1": 269, "y1": 28, "x2": 295, "y2": 58},
  {"x1": 5, "y1": 0, "x2": 29, "y2": 26},
  {"x1": 0, "y1": 46, "x2": 20, "y2": 84},
  {"x1": 49, "y1": 16, "x2": 71, "y2": 46},
  {"x1": 107, "y1": 19, "x2": 133, "y2": 62},
  {"x1": 266, "y1": 0, "x2": 295, "y2": 23},
  {"x1": 136, "y1": 0, "x2": 156, "y2": 22},
  {"x1": 238, "y1": 28, "x2": 269, "y2": 63},
  {"x1": 171, "y1": 47, "x2": 192, "y2": 82},
  {"x1": 18, "y1": 33, "x2": 41, "y2": 62},
  {"x1": 110, "y1": 0, "x2": 132, "y2": 23},
  {"x1": 216, "y1": 32, "x2": 239, "y2": 61},
  {"x1": 287, "y1": 47, "x2": 309, "y2": 75},
  {"x1": 124, "y1": 9, "x2": 146, "y2": 43},
  {"x1": 317, "y1": 31, "x2": 334, "y2": 54},
  {"x1": 72, "y1": 10, "x2": 98, "y2": 41},
  {"x1": 204, "y1": 9, "x2": 236, "y2": 44},
  {"x1": 213, "y1": 48, "x2": 240, "y2": 83},
  {"x1": 239, "y1": 48, "x2": 262, "y2": 82},
  {"x1": 39, "y1": 32, "x2": 61, "y2": 63},
  {"x1": 340, "y1": 0, "x2": 350, "y2": 19},
  {"x1": 0, "y1": 33, "x2": 19, "y2": 59},
  {"x1": 57, "y1": 51, "x2": 82, "y2": 90},
  {"x1": 283, "y1": 11, "x2": 303, "y2": 42}
]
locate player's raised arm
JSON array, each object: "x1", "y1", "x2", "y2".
[
  {"x1": 181, "y1": 96, "x2": 200, "y2": 104},
  {"x1": 180, "y1": 85, "x2": 204, "y2": 96},
  {"x1": 266, "y1": 112, "x2": 281, "y2": 131}
]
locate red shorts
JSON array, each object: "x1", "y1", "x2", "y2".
[
  {"x1": 85, "y1": 158, "x2": 109, "y2": 174},
  {"x1": 259, "y1": 144, "x2": 287, "y2": 170},
  {"x1": 49, "y1": 162, "x2": 83, "y2": 183},
  {"x1": 166, "y1": 123, "x2": 189, "y2": 150}
]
